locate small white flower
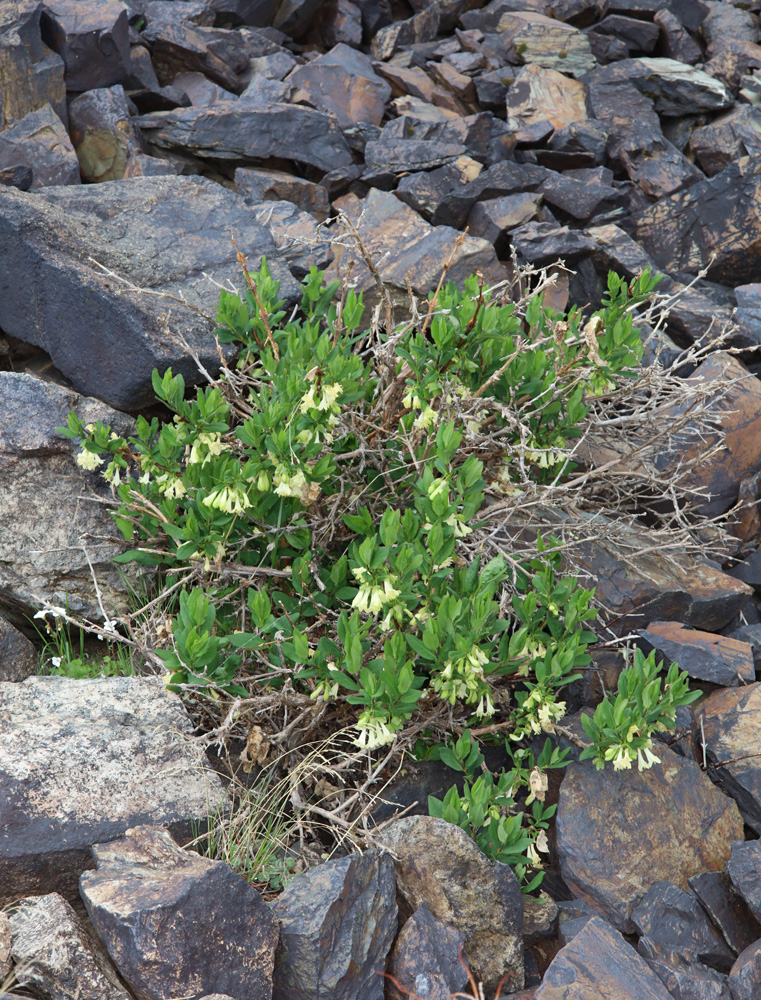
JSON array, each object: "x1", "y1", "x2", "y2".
[
  {"x1": 637, "y1": 745, "x2": 661, "y2": 771},
  {"x1": 51, "y1": 656, "x2": 62, "y2": 668},
  {"x1": 76, "y1": 449, "x2": 103, "y2": 471}
]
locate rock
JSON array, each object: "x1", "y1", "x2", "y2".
[
  {"x1": 271, "y1": 850, "x2": 397, "y2": 1000},
  {"x1": 430, "y1": 159, "x2": 550, "y2": 229},
  {"x1": 0, "y1": 103, "x2": 79, "y2": 187},
  {"x1": 689, "y1": 870, "x2": 761, "y2": 957},
  {"x1": 0, "y1": 163, "x2": 33, "y2": 189},
  {"x1": 0, "y1": 373, "x2": 136, "y2": 622},
  {"x1": 498, "y1": 12, "x2": 596, "y2": 78},
  {"x1": 9, "y1": 893, "x2": 130, "y2": 1000},
  {"x1": 0, "y1": 912, "x2": 10, "y2": 980},
  {"x1": 534, "y1": 917, "x2": 673, "y2": 1000},
  {"x1": 0, "y1": 6, "x2": 66, "y2": 130},
  {"x1": 688, "y1": 107, "x2": 761, "y2": 179},
  {"x1": 171, "y1": 71, "x2": 235, "y2": 105},
  {"x1": 0, "y1": 175, "x2": 299, "y2": 410},
  {"x1": 140, "y1": 21, "x2": 242, "y2": 92},
  {"x1": 377, "y1": 815, "x2": 524, "y2": 996},
  {"x1": 540, "y1": 170, "x2": 619, "y2": 222},
  {"x1": 727, "y1": 840, "x2": 761, "y2": 924},
  {"x1": 702, "y1": 0, "x2": 759, "y2": 59},
  {"x1": 317, "y1": 0, "x2": 362, "y2": 48},
  {"x1": 0, "y1": 615, "x2": 36, "y2": 682},
  {"x1": 591, "y1": 13, "x2": 660, "y2": 55},
  {"x1": 632, "y1": 881, "x2": 735, "y2": 972},
  {"x1": 729, "y1": 941, "x2": 761, "y2": 1000},
  {"x1": 638, "y1": 622, "x2": 755, "y2": 687},
  {"x1": 287, "y1": 43, "x2": 390, "y2": 128},
  {"x1": 636, "y1": 155, "x2": 761, "y2": 285},
  {"x1": 0, "y1": 676, "x2": 226, "y2": 907},
  {"x1": 726, "y1": 624, "x2": 761, "y2": 671},
  {"x1": 618, "y1": 129, "x2": 703, "y2": 200},
  {"x1": 331, "y1": 189, "x2": 501, "y2": 312},
  {"x1": 506, "y1": 64, "x2": 589, "y2": 133},
  {"x1": 235, "y1": 167, "x2": 330, "y2": 222},
  {"x1": 653, "y1": 8, "x2": 702, "y2": 64},
  {"x1": 700, "y1": 685, "x2": 761, "y2": 832},
  {"x1": 386, "y1": 903, "x2": 468, "y2": 1000},
  {"x1": 466, "y1": 192, "x2": 545, "y2": 257},
  {"x1": 252, "y1": 199, "x2": 332, "y2": 280},
  {"x1": 69, "y1": 85, "x2": 144, "y2": 184},
  {"x1": 395, "y1": 156, "x2": 483, "y2": 221},
  {"x1": 524, "y1": 893, "x2": 559, "y2": 946},
  {"x1": 40, "y1": 0, "x2": 130, "y2": 91},
  {"x1": 638, "y1": 940, "x2": 733, "y2": 1000},
  {"x1": 273, "y1": 0, "x2": 330, "y2": 39},
  {"x1": 510, "y1": 222, "x2": 597, "y2": 265},
  {"x1": 592, "y1": 57, "x2": 732, "y2": 117},
  {"x1": 123, "y1": 152, "x2": 176, "y2": 176},
  {"x1": 136, "y1": 102, "x2": 352, "y2": 173},
  {"x1": 371, "y1": 6, "x2": 440, "y2": 61},
  {"x1": 80, "y1": 826, "x2": 277, "y2": 1000},
  {"x1": 555, "y1": 744, "x2": 744, "y2": 934}
]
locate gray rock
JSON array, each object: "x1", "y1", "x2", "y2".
[
  {"x1": 638, "y1": 939, "x2": 732, "y2": 1000},
  {"x1": 0, "y1": 676, "x2": 226, "y2": 907},
  {"x1": 9, "y1": 893, "x2": 130, "y2": 1000},
  {"x1": 699, "y1": 685, "x2": 761, "y2": 833},
  {"x1": 0, "y1": 616, "x2": 36, "y2": 682},
  {"x1": 377, "y1": 815, "x2": 524, "y2": 997},
  {"x1": 235, "y1": 166, "x2": 330, "y2": 222},
  {"x1": 555, "y1": 745, "x2": 744, "y2": 934},
  {"x1": 386, "y1": 903, "x2": 468, "y2": 1000},
  {"x1": 252, "y1": 200, "x2": 333, "y2": 280},
  {"x1": 689, "y1": 869, "x2": 761, "y2": 957},
  {"x1": 727, "y1": 839, "x2": 761, "y2": 923},
  {"x1": 140, "y1": 20, "x2": 243, "y2": 92},
  {"x1": 0, "y1": 911, "x2": 10, "y2": 980},
  {"x1": 638, "y1": 622, "x2": 755, "y2": 687},
  {"x1": 0, "y1": 163, "x2": 33, "y2": 189},
  {"x1": 0, "y1": 103, "x2": 79, "y2": 187},
  {"x1": 591, "y1": 57, "x2": 733, "y2": 117},
  {"x1": 0, "y1": 3, "x2": 67, "y2": 130},
  {"x1": 729, "y1": 940, "x2": 761, "y2": 1000},
  {"x1": 286, "y1": 43, "x2": 390, "y2": 129},
  {"x1": 0, "y1": 372, "x2": 136, "y2": 623},
  {"x1": 81, "y1": 825, "x2": 277, "y2": 1000},
  {"x1": 271, "y1": 849, "x2": 397, "y2": 1000},
  {"x1": 688, "y1": 106, "x2": 761, "y2": 178},
  {"x1": 0, "y1": 175, "x2": 299, "y2": 409},
  {"x1": 40, "y1": 0, "x2": 131, "y2": 91},
  {"x1": 69, "y1": 85, "x2": 144, "y2": 184},
  {"x1": 371, "y1": 5, "x2": 440, "y2": 60}
]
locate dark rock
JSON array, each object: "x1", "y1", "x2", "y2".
[
  {"x1": 69, "y1": 85, "x2": 144, "y2": 184},
  {"x1": 555, "y1": 745, "x2": 743, "y2": 934},
  {"x1": 317, "y1": 0, "x2": 363, "y2": 48},
  {"x1": 238, "y1": 74, "x2": 290, "y2": 106},
  {"x1": 534, "y1": 917, "x2": 673, "y2": 1000},
  {"x1": 0, "y1": 677, "x2": 226, "y2": 908},
  {"x1": 473, "y1": 69, "x2": 511, "y2": 112},
  {"x1": 395, "y1": 156, "x2": 483, "y2": 221},
  {"x1": 636, "y1": 155, "x2": 761, "y2": 285},
  {"x1": 140, "y1": 21, "x2": 242, "y2": 91},
  {"x1": 0, "y1": 9, "x2": 66, "y2": 130},
  {"x1": 40, "y1": 0, "x2": 130, "y2": 91},
  {"x1": 0, "y1": 163, "x2": 33, "y2": 190},
  {"x1": 377, "y1": 815, "x2": 524, "y2": 997},
  {"x1": 271, "y1": 850, "x2": 396, "y2": 1000},
  {"x1": 534, "y1": 121, "x2": 608, "y2": 171},
  {"x1": 729, "y1": 940, "x2": 761, "y2": 1000},
  {"x1": 386, "y1": 903, "x2": 467, "y2": 1000},
  {"x1": 287, "y1": 43, "x2": 390, "y2": 128},
  {"x1": 0, "y1": 911, "x2": 8, "y2": 981},
  {"x1": 727, "y1": 840, "x2": 761, "y2": 924},
  {"x1": 0, "y1": 616, "x2": 36, "y2": 682},
  {"x1": 586, "y1": 28, "x2": 629, "y2": 63},
  {"x1": 540, "y1": 171, "x2": 619, "y2": 222},
  {"x1": 618, "y1": 129, "x2": 703, "y2": 200},
  {"x1": 0, "y1": 103, "x2": 78, "y2": 187},
  {"x1": 273, "y1": 0, "x2": 330, "y2": 39},
  {"x1": 726, "y1": 624, "x2": 761, "y2": 671},
  {"x1": 137, "y1": 102, "x2": 352, "y2": 172},
  {"x1": 699, "y1": 686, "x2": 761, "y2": 833},
  {"x1": 524, "y1": 893, "x2": 559, "y2": 946},
  {"x1": 638, "y1": 940, "x2": 732, "y2": 1000},
  {"x1": 586, "y1": 222, "x2": 661, "y2": 282},
  {"x1": 123, "y1": 152, "x2": 177, "y2": 176},
  {"x1": 702, "y1": 0, "x2": 759, "y2": 59},
  {"x1": 653, "y1": 8, "x2": 702, "y2": 64},
  {"x1": 593, "y1": 13, "x2": 660, "y2": 54},
  {"x1": 371, "y1": 5, "x2": 440, "y2": 61},
  {"x1": 728, "y1": 548, "x2": 761, "y2": 588},
  {"x1": 252, "y1": 199, "x2": 332, "y2": 280},
  {"x1": 586, "y1": 76, "x2": 660, "y2": 158},
  {"x1": 688, "y1": 107, "x2": 761, "y2": 179},
  {"x1": 557, "y1": 914, "x2": 594, "y2": 946},
  {"x1": 467, "y1": 192, "x2": 545, "y2": 255},
  {"x1": 638, "y1": 621, "x2": 755, "y2": 687},
  {"x1": 235, "y1": 166, "x2": 331, "y2": 221},
  {"x1": 632, "y1": 881, "x2": 734, "y2": 972},
  {"x1": 171, "y1": 71, "x2": 236, "y2": 105},
  {"x1": 506, "y1": 64, "x2": 589, "y2": 133},
  {"x1": 590, "y1": 57, "x2": 732, "y2": 117},
  {"x1": 511, "y1": 222, "x2": 597, "y2": 265},
  {"x1": 689, "y1": 870, "x2": 761, "y2": 957},
  {"x1": 9, "y1": 893, "x2": 130, "y2": 1000},
  {"x1": 81, "y1": 825, "x2": 277, "y2": 1000},
  {"x1": 0, "y1": 176, "x2": 299, "y2": 410},
  {"x1": 431, "y1": 159, "x2": 550, "y2": 229}
]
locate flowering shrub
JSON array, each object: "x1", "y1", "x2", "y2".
[{"x1": 59, "y1": 260, "x2": 698, "y2": 883}]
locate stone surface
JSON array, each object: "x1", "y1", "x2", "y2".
[
  {"x1": 555, "y1": 744, "x2": 744, "y2": 933},
  {"x1": 0, "y1": 676, "x2": 226, "y2": 907},
  {"x1": 0, "y1": 163, "x2": 33, "y2": 190},
  {"x1": 534, "y1": 917, "x2": 672, "y2": 1000},
  {"x1": 81, "y1": 826, "x2": 277, "y2": 1000},
  {"x1": 386, "y1": 903, "x2": 468, "y2": 1000},
  {"x1": 140, "y1": 21, "x2": 242, "y2": 92},
  {"x1": 638, "y1": 621, "x2": 755, "y2": 687},
  {"x1": 9, "y1": 893, "x2": 130, "y2": 1000},
  {"x1": 287, "y1": 43, "x2": 390, "y2": 128},
  {"x1": 0, "y1": 615, "x2": 36, "y2": 682},
  {"x1": 699, "y1": 684, "x2": 761, "y2": 834},
  {"x1": 40, "y1": 0, "x2": 130, "y2": 91},
  {"x1": 252, "y1": 199, "x2": 333, "y2": 280},
  {"x1": 506, "y1": 64, "x2": 588, "y2": 133},
  {"x1": 728, "y1": 839, "x2": 761, "y2": 924},
  {"x1": 395, "y1": 157, "x2": 483, "y2": 221},
  {"x1": 271, "y1": 849, "x2": 397, "y2": 1000},
  {"x1": 137, "y1": 102, "x2": 352, "y2": 172},
  {"x1": 466, "y1": 192, "x2": 544, "y2": 256},
  {"x1": 592, "y1": 57, "x2": 733, "y2": 117},
  {"x1": 511, "y1": 222, "x2": 597, "y2": 265},
  {"x1": 689, "y1": 870, "x2": 761, "y2": 957},
  {"x1": 235, "y1": 166, "x2": 330, "y2": 221},
  {"x1": 431, "y1": 159, "x2": 550, "y2": 229},
  {"x1": 69, "y1": 85, "x2": 144, "y2": 184},
  {"x1": 0, "y1": 176, "x2": 299, "y2": 409},
  {"x1": 0, "y1": 103, "x2": 79, "y2": 187},
  {"x1": 688, "y1": 107, "x2": 761, "y2": 178},
  {"x1": 0, "y1": 911, "x2": 10, "y2": 981},
  {"x1": 371, "y1": 6, "x2": 440, "y2": 61},
  {"x1": 638, "y1": 939, "x2": 732, "y2": 1000},
  {"x1": 0, "y1": 10, "x2": 66, "y2": 131},
  {"x1": 729, "y1": 940, "x2": 761, "y2": 1000},
  {"x1": 378, "y1": 815, "x2": 524, "y2": 996}
]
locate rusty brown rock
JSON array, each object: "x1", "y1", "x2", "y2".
[
  {"x1": 555, "y1": 745, "x2": 744, "y2": 934},
  {"x1": 81, "y1": 826, "x2": 278, "y2": 1000},
  {"x1": 506, "y1": 64, "x2": 588, "y2": 132},
  {"x1": 386, "y1": 903, "x2": 468, "y2": 1000},
  {"x1": 688, "y1": 106, "x2": 761, "y2": 178},
  {"x1": 0, "y1": 103, "x2": 79, "y2": 187},
  {"x1": 377, "y1": 815, "x2": 524, "y2": 996},
  {"x1": 69, "y1": 85, "x2": 144, "y2": 184},
  {"x1": 371, "y1": 5, "x2": 440, "y2": 61},
  {"x1": 466, "y1": 192, "x2": 545, "y2": 256},
  {"x1": 638, "y1": 621, "x2": 755, "y2": 687},
  {"x1": 0, "y1": 615, "x2": 36, "y2": 682},
  {"x1": 287, "y1": 44, "x2": 390, "y2": 128},
  {"x1": 534, "y1": 917, "x2": 673, "y2": 1000},
  {"x1": 40, "y1": 0, "x2": 130, "y2": 91},
  {"x1": 235, "y1": 166, "x2": 330, "y2": 221}
]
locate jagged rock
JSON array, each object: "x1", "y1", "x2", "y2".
[
  {"x1": 137, "y1": 103, "x2": 352, "y2": 172},
  {"x1": 511, "y1": 222, "x2": 597, "y2": 264},
  {"x1": 592, "y1": 57, "x2": 732, "y2": 117},
  {"x1": 534, "y1": 917, "x2": 672, "y2": 1000},
  {"x1": 252, "y1": 199, "x2": 332, "y2": 280},
  {"x1": 395, "y1": 156, "x2": 483, "y2": 221},
  {"x1": 10, "y1": 893, "x2": 130, "y2": 1000},
  {"x1": 431, "y1": 160, "x2": 550, "y2": 229},
  {"x1": 638, "y1": 939, "x2": 732, "y2": 1000},
  {"x1": 375, "y1": 62, "x2": 461, "y2": 113},
  {"x1": 123, "y1": 152, "x2": 176, "y2": 176},
  {"x1": 524, "y1": 893, "x2": 559, "y2": 946},
  {"x1": 0, "y1": 103, "x2": 79, "y2": 187},
  {"x1": 555, "y1": 745, "x2": 744, "y2": 933},
  {"x1": 506, "y1": 64, "x2": 589, "y2": 133},
  {"x1": 653, "y1": 8, "x2": 702, "y2": 64},
  {"x1": 40, "y1": 0, "x2": 130, "y2": 91},
  {"x1": 617, "y1": 129, "x2": 703, "y2": 200},
  {"x1": 0, "y1": 175, "x2": 299, "y2": 409},
  {"x1": 141, "y1": 21, "x2": 243, "y2": 92},
  {"x1": 386, "y1": 903, "x2": 468, "y2": 1000},
  {"x1": 287, "y1": 43, "x2": 390, "y2": 127},
  {"x1": 0, "y1": 615, "x2": 36, "y2": 682},
  {"x1": 81, "y1": 826, "x2": 277, "y2": 1000},
  {"x1": 69, "y1": 85, "x2": 144, "y2": 184},
  {"x1": 700, "y1": 685, "x2": 761, "y2": 833},
  {"x1": 632, "y1": 881, "x2": 735, "y2": 972},
  {"x1": 171, "y1": 71, "x2": 236, "y2": 105},
  {"x1": 499, "y1": 11, "x2": 596, "y2": 77},
  {"x1": 537, "y1": 121, "x2": 607, "y2": 170},
  {"x1": 688, "y1": 107, "x2": 761, "y2": 178},
  {"x1": 702, "y1": 0, "x2": 759, "y2": 59},
  {"x1": 540, "y1": 169, "x2": 619, "y2": 222},
  {"x1": 316, "y1": 0, "x2": 362, "y2": 48},
  {"x1": 0, "y1": 163, "x2": 33, "y2": 189},
  {"x1": 0, "y1": 912, "x2": 10, "y2": 980},
  {"x1": 727, "y1": 625, "x2": 761, "y2": 672},
  {"x1": 466, "y1": 192, "x2": 545, "y2": 256},
  {"x1": 0, "y1": 373, "x2": 136, "y2": 622},
  {"x1": 728, "y1": 840, "x2": 761, "y2": 923},
  {"x1": 638, "y1": 622, "x2": 755, "y2": 687},
  {"x1": 729, "y1": 941, "x2": 761, "y2": 1000},
  {"x1": 377, "y1": 815, "x2": 524, "y2": 997},
  {"x1": 0, "y1": 8, "x2": 66, "y2": 130},
  {"x1": 271, "y1": 850, "x2": 397, "y2": 1000},
  {"x1": 591, "y1": 13, "x2": 659, "y2": 55},
  {"x1": 636, "y1": 155, "x2": 761, "y2": 285},
  {"x1": 371, "y1": 6, "x2": 440, "y2": 61},
  {"x1": 235, "y1": 166, "x2": 330, "y2": 221},
  {"x1": 0, "y1": 676, "x2": 226, "y2": 907},
  {"x1": 689, "y1": 870, "x2": 761, "y2": 957}
]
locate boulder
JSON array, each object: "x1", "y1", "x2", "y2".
[
  {"x1": 0, "y1": 175, "x2": 299, "y2": 410},
  {"x1": 81, "y1": 826, "x2": 277, "y2": 1000},
  {"x1": 395, "y1": 156, "x2": 483, "y2": 222},
  {"x1": 370, "y1": 6, "x2": 440, "y2": 61},
  {"x1": 591, "y1": 57, "x2": 733, "y2": 117},
  {"x1": 638, "y1": 622, "x2": 755, "y2": 687},
  {"x1": 0, "y1": 676, "x2": 226, "y2": 907},
  {"x1": 0, "y1": 103, "x2": 79, "y2": 187},
  {"x1": 252, "y1": 199, "x2": 333, "y2": 280},
  {"x1": 638, "y1": 939, "x2": 732, "y2": 1000},
  {"x1": 555, "y1": 745, "x2": 744, "y2": 933},
  {"x1": 729, "y1": 941, "x2": 761, "y2": 1000},
  {"x1": 688, "y1": 106, "x2": 761, "y2": 178},
  {"x1": 386, "y1": 903, "x2": 468, "y2": 1000},
  {"x1": 234, "y1": 166, "x2": 330, "y2": 222},
  {"x1": 69, "y1": 85, "x2": 144, "y2": 184},
  {"x1": 40, "y1": 0, "x2": 130, "y2": 91},
  {"x1": 0, "y1": 5, "x2": 66, "y2": 130},
  {"x1": 140, "y1": 20, "x2": 243, "y2": 92},
  {"x1": 506, "y1": 64, "x2": 588, "y2": 133},
  {"x1": 0, "y1": 615, "x2": 37, "y2": 682},
  {"x1": 286, "y1": 43, "x2": 390, "y2": 128},
  {"x1": 689, "y1": 870, "x2": 761, "y2": 957}
]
